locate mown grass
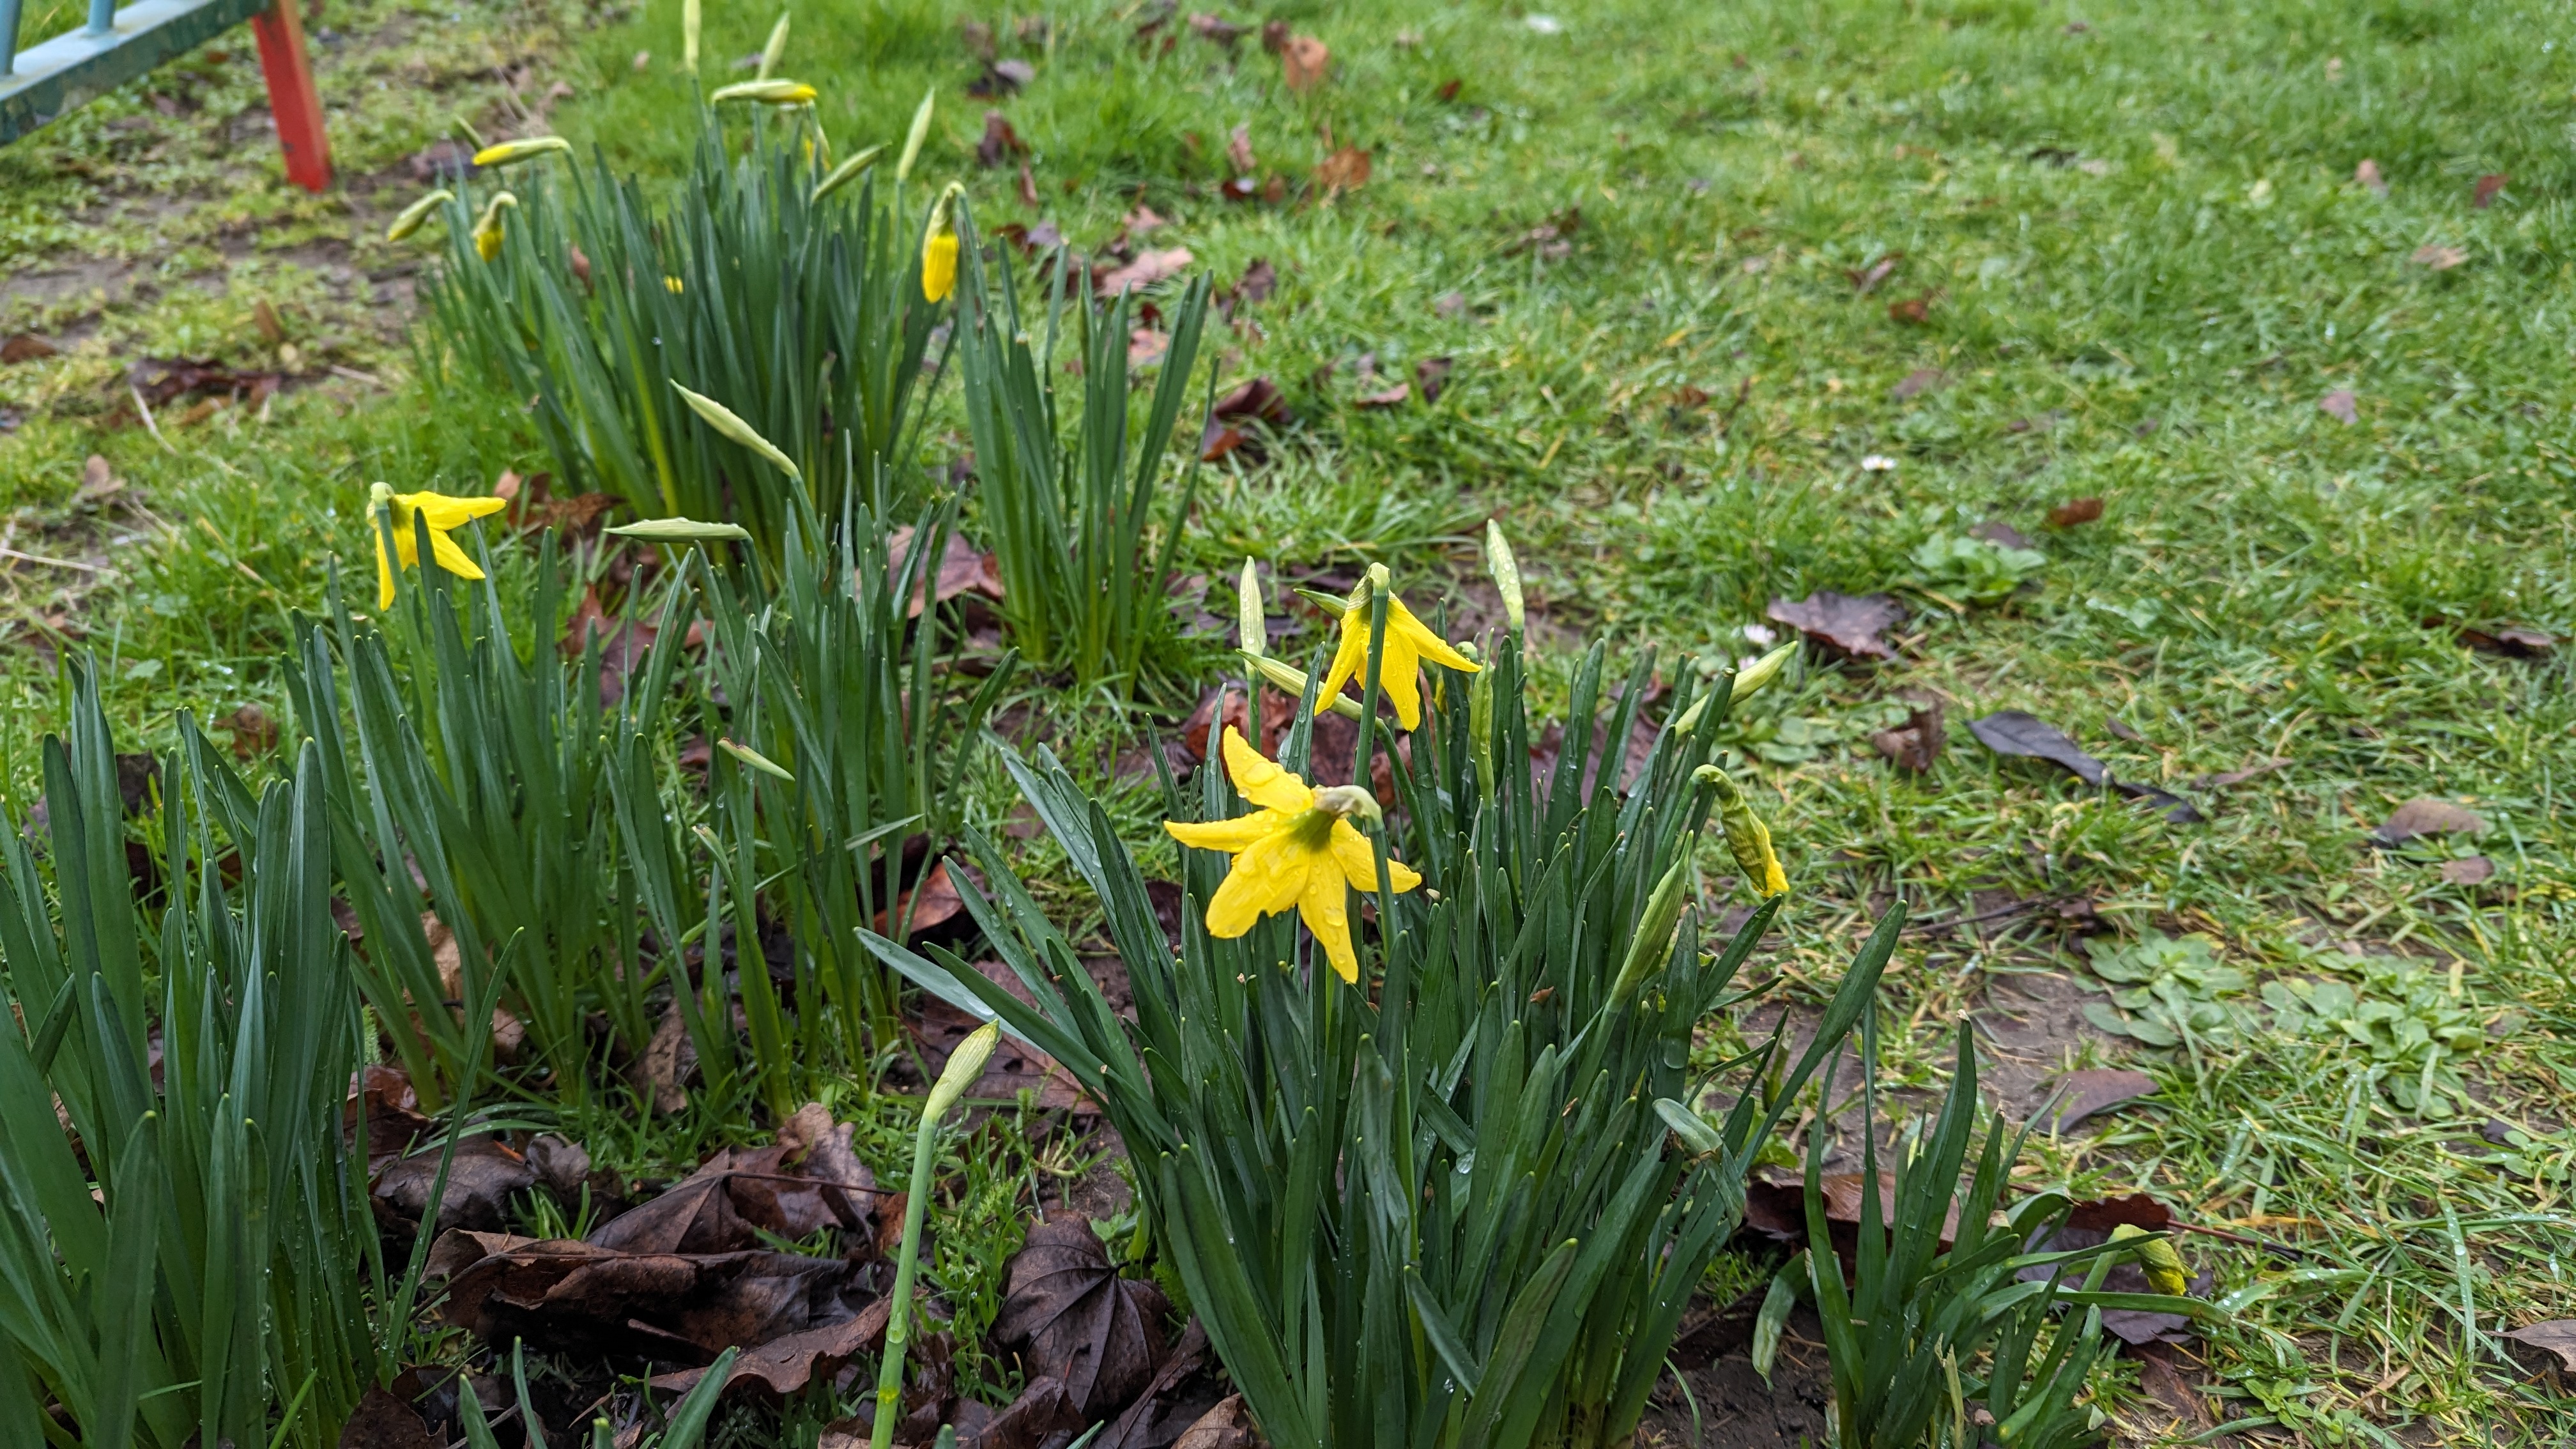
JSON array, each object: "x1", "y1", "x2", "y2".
[{"x1": 3, "y1": 0, "x2": 2575, "y2": 1441}]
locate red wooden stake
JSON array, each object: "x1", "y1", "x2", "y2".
[{"x1": 251, "y1": 0, "x2": 330, "y2": 192}]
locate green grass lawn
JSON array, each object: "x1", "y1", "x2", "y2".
[{"x1": 4, "y1": 0, "x2": 2575, "y2": 1442}]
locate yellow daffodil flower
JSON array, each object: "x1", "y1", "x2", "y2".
[
  {"x1": 470, "y1": 137, "x2": 570, "y2": 167},
  {"x1": 709, "y1": 79, "x2": 816, "y2": 105},
  {"x1": 1165, "y1": 726, "x2": 1421, "y2": 984},
  {"x1": 369, "y1": 482, "x2": 506, "y2": 609},
  {"x1": 921, "y1": 181, "x2": 963, "y2": 303},
  {"x1": 471, "y1": 192, "x2": 518, "y2": 261},
  {"x1": 1315, "y1": 567, "x2": 1479, "y2": 730}
]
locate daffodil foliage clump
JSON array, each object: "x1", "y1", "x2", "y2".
[{"x1": 873, "y1": 560, "x2": 1896, "y2": 1449}]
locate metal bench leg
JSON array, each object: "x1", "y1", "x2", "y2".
[{"x1": 250, "y1": 0, "x2": 327, "y2": 190}]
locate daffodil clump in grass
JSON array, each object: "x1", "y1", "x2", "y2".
[{"x1": 869, "y1": 538, "x2": 1896, "y2": 1449}]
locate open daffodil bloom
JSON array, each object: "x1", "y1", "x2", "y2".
[
  {"x1": 1315, "y1": 571, "x2": 1479, "y2": 730},
  {"x1": 1165, "y1": 725, "x2": 1421, "y2": 983},
  {"x1": 369, "y1": 482, "x2": 506, "y2": 609}
]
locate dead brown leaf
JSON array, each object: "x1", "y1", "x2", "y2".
[
  {"x1": 1414, "y1": 355, "x2": 1454, "y2": 403},
  {"x1": 1869, "y1": 698, "x2": 1944, "y2": 773},
  {"x1": 1314, "y1": 146, "x2": 1371, "y2": 193},
  {"x1": 2047, "y1": 496, "x2": 2104, "y2": 527},
  {"x1": 994, "y1": 1215, "x2": 1170, "y2": 1417},
  {"x1": 560, "y1": 585, "x2": 659, "y2": 706},
  {"x1": 640, "y1": 1002, "x2": 693, "y2": 1115},
  {"x1": 1280, "y1": 34, "x2": 1329, "y2": 91},
  {"x1": 2504, "y1": 1320, "x2": 2576, "y2": 1372},
  {"x1": 1354, "y1": 383, "x2": 1409, "y2": 409},
  {"x1": 1767, "y1": 590, "x2": 1905, "y2": 661},
  {"x1": 1095, "y1": 247, "x2": 1193, "y2": 295},
  {"x1": 373, "y1": 1136, "x2": 537, "y2": 1246},
  {"x1": 1845, "y1": 252, "x2": 1903, "y2": 293},
  {"x1": 967, "y1": 59, "x2": 1035, "y2": 98},
  {"x1": 1225, "y1": 124, "x2": 1255, "y2": 172},
  {"x1": 1181, "y1": 681, "x2": 1296, "y2": 758},
  {"x1": 1187, "y1": 13, "x2": 1243, "y2": 47},
  {"x1": 2355, "y1": 158, "x2": 2388, "y2": 196},
  {"x1": 2474, "y1": 172, "x2": 2510, "y2": 208},
  {"x1": 2046, "y1": 1068, "x2": 2158, "y2": 1131},
  {"x1": 2438, "y1": 855, "x2": 2494, "y2": 885},
  {"x1": 337, "y1": 1386, "x2": 436, "y2": 1449},
  {"x1": 2370, "y1": 797, "x2": 2487, "y2": 847},
  {"x1": 2411, "y1": 243, "x2": 2466, "y2": 270},
  {"x1": 2318, "y1": 389, "x2": 2358, "y2": 424},
  {"x1": 977, "y1": 111, "x2": 1027, "y2": 168},
  {"x1": 1, "y1": 334, "x2": 59, "y2": 364},
  {"x1": 2454, "y1": 622, "x2": 2556, "y2": 658},
  {"x1": 1170, "y1": 1396, "x2": 1254, "y2": 1449},
  {"x1": 876, "y1": 859, "x2": 966, "y2": 939},
  {"x1": 1128, "y1": 328, "x2": 1170, "y2": 368},
  {"x1": 1887, "y1": 293, "x2": 1933, "y2": 325},
  {"x1": 223, "y1": 702, "x2": 280, "y2": 760},
  {"x1": 887, "y1": 525, "x2": 1007, "y2": 618},
  {"x1": 1890, "y1": 366, "x2": 1945, "y2": 399}
]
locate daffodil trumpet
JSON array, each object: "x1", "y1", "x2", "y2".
[
  {"x1": 920, "y1": 181, "x2": 963, "y2": 303},
  {"x1": 470, "y1": 191, "x2": 518, "y2": 261},
  {"x1": 1313, "y1": 565, "x2": 1479, "y2": 731},
  {"x1": 1165, "y1": 726, "x2": 1421, "y2": 984},
  {"x1": 368, "y1": 482, "x2": 507, "y2": 610}
]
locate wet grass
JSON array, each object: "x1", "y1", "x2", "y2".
[{"x1": 2, "y1": 0, "x2": 2574, "y2": 1441}]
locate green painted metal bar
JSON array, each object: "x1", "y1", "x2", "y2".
[{"x1": 0, "y1": 0, "x2": 272, "y2": 142}]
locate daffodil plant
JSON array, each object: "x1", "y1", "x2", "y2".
[
  {"x1": 869, "y1": 551, "x2": 1897, "y2": 1449},
  {"x1": 423, "y1": 108, "x2": 939, "y2": 544}
]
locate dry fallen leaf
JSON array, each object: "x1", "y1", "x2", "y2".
[
  {"x1": 1280, "y1": 34, "x2": 1330, "y2": 91},
  {"x1": 2504, "y1": 1321, "x2": 2576, "y2": 1372},
  {"x1": 1966, "y1": 710, "x2": 2202, "y2": 824},
  {"x1": 1869, "y1": 699, "x2": 1944, "y2": 773},
  {"x1": 993, "y1": 1215, "x2": 1170, "y2": 1417},
  {"x1": 887, "y1": 525, "x2": 1006, "y2": 618},
  {"x1": 2474, "y1": 172, "x2": 2510, "y2": 208},
  {"x1": 1, "y1": 333, "x2": 60, "y2": 364},
  {"x1": 1170, "y1": 1396, "x2": 1255, "y2": 1449},
  {"x1": 2047, "y1": 1068, "x2": 2159, "y2": 1131},
  {"x1": 2048, "y1": 496, "x2": 2104, "y2": 527},
  {"x1": 223, "y1": 702, "x2": 280, "y2": 759},
  {"x1": 2370, "y1": 797, "x2": 2487, "y2": 847},
  {"x1": 1314, "y1": 146, "x2": 1371, "y2": 193},
  {"x1": 2411, "y1": 243, "x2": 2466, "y2": 270},
  {"x1": 1767, "y1": 590, "x2": 1906, "y2": 661},
  {"x1": 1354, "y1": 383, "x2": 1409, "y2": 409},
  {"x1": 2355, "y1": 157, "x2": 2388, "y2": 196},
  {"x1": 1128, "y1": 328, "x2": 1170, "y2": 368},
  {"x1": 2317, "y1": 389, "x2": 2358, "y2": 424},
  {"x1": 977, "y1": 110, "x2": 1027, "y2": 168},
  {"x1": 1414, "y1": 355, "x2": 1453, "y2": 403},
  {"x1": 1887, "y1": 294, "x2": 1933, "y2": 325},
  {"x1": 1890, "y1": 366, "x2": 1945, "y2": 399},
  {"x1": 2438, "y1": 855, "x2": 2494, "y2": 885},
  {"x1": 1094, "y1": 247, "x2": 1193, "y2": 296},
  {"x1": 1225, "y1": 124, "x2": 1255, "y2": 172},
  {"x1": 1845, "y1": 252, "x2": 1903, "y2": 293},
  {"x1": 2453, "y1": 622, "x2": 2556, "y2": 658}
]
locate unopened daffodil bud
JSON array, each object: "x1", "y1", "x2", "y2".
[
  {"x1": 756, "y1": 10, "x2": 790, "y2": 79},
  {"x1": 895, "y1": 86, "x2": 935, "y2": 183},
  {"x1": 710, "y1": 79, "x2": 816, "y2": 105},
  {"x1": 1693, "y1": 763, "x2": 1790, "y2": 898},
  {"x1": 681, "y1": 0, "x2": 700, "y2": 73},
  {"x1": 385, "y1": 188, "x2": 453, "y2": 242},
  {"x1": 1611, "y1": 855, "x2": 1696, "y2": 1002},
  {"x1": 1731, "y1": 641, "x2": 1798, "y2": 704},
  {"x1": 716, "y1": 737, "x2": 795, "y2": 783},
  {"x1": 1485, "y1": 519, "x2": 1525, "y2": 636},
  {"x1": 471, "y1": 136, "x2": 570, "y2": 167},
  {"x1": 670, "y1": 380, "x2": 802, "y2": 481},
  {"x1": 811, "y1": 143, "x2": 889, "y2": 203},
  {"x1": 1240, "y1": 651, "x2": 1365, "y2": 721},
  {"x1": 923, "y1": 1021, "x2": 999, "y2": 1122},
  {"x1": 921, "y1": 181, "x2": 964, "y2": 302},
  {"x1": 2110, "y1": 1224, "x2": 2191, "y2": 1297},
  {"x1": 1237, "y1": 557, "x2": 1266, "y2": 657},
  {"x1": 471, "y1": 192, "x2": 518, "y2": 262}
]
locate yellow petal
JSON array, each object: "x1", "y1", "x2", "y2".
[
  {"x1": 1313, "y1": 614, "x2": 1367, "y2": 718},
  {"x1": 393, "y1": 524, "x2": 421, "y2": 569},
  {"x1": 1220, "y1": 726, "x2": 1314, "y2": 814},
  {"x1": 1204, "y1": 833, "x2": 1310, "y2": 938},
  {"x1": 396, "y1": 491, "x2": 508, "y2": 530},
  {"x1": 1377, "y1": 639, "x2": 1426, "y2": 730},
  {"x1": 1298, "y1": 868, "x2": 1359, "y2": 983},
  {"x1": 1329, "y1": 821, "x2": 1420, "y2": 896},
  {"x1": 1165, "y1": 814, "x2": 1280, "y2": 854},
  {"x1": 1391, "y1": 597, "x2": 1478, "y2": 673},
  {"x1": 922, "y1": 229, "x2": 958, "y2": 303},
  {"x1": 425, "y1": 526, "x2": 487, "y2": 581},
  {"x1": 374, "y1": 518, "x2": 397, "y2": 610}
]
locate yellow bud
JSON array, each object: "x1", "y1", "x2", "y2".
[
  {"x1": 471, "y1": 137, "x2": 571, "y2": 167},
  {"x1": 710, "y1": 79, "x2": 817, "y2": 105},
  {"x1": 664, "y1": 276, "x2": 686, "y2": 293},
  {"x1": 385, "y1": 188, "x2": 453, "y2": 242},
  {"x1": 470, "y1": 192, "x2": 518, "y2": 262},
  {"x1": 924, "y1": 1021, "x2": 999, "y2": 1121},
  {"x1": 1696, "y1": 765, "x2": 1790, "y2": 898},
  {"x1": 1731, "y1": 641, "x2": 1799, "y2": 704},
  {"x1": 2110, "y1": 1224, "x2": 2191, "y2": 1297}
]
